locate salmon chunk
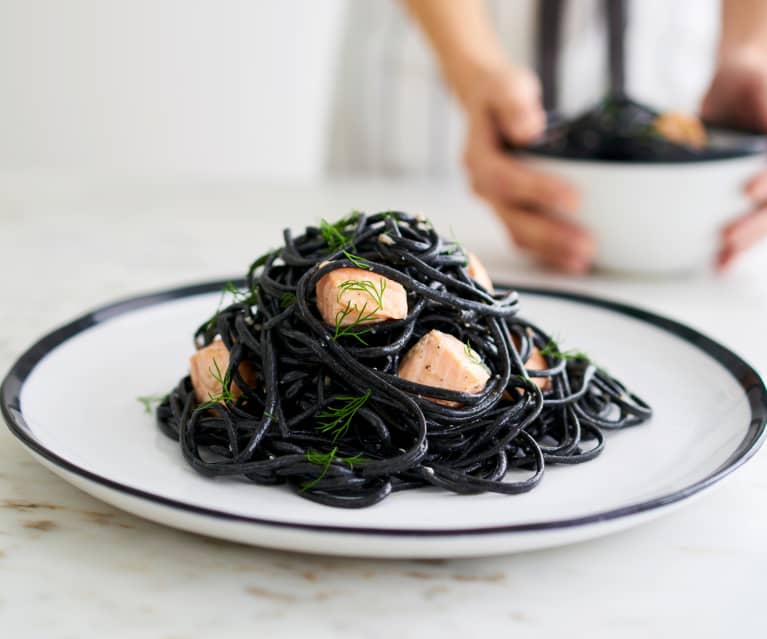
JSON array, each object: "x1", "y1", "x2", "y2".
[
  {"x1": 653, "y1": 112, "x2": 707, "y2": 149},
  {"x1": 511, "y1": 333, "x2": 551, "y2": 392},
  {"x1": 189, "y1": 340, "x2": 256, "y2": 403},
  {"x1": 466, "y1": 252, "x2": 494, "y2": 293},
  {"x1": 525, "y1": 346, "x2": 552, "y2": 391},
  {"x1": 399, "y1": 329, "x2": 491, "y2": 406},
  {"x1": 316, "y1": 267, "x2": 408, "y2": 327}
]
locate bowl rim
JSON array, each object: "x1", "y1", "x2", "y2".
[
  {"x1": 519, "y1": 111, "x2": 767, "y2": 166},
  {"x1": 517, "y1": 148, "x2": 767, "y2": 169},
  {"x1": 520, "y1": 146, "x2": 767, "y2": 166}
]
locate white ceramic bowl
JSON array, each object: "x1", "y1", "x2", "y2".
[{"x1": 521, "y1": 152, "x2": 766, "y2": 274}]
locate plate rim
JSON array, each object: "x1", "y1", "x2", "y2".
[{"x1": 2, "y1": 280, "x2": 766, "y2": 538}]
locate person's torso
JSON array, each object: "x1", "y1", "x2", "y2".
[{"x1": 327, "y1": 0, "x2": 720, "y2": 176}]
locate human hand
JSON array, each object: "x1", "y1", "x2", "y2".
[
  {"x1": 458, "y1": 65, "x2": 594, "y2": 273},
  {"x1": 701, "y1": 57, "x2": 767, "y2": 269}
]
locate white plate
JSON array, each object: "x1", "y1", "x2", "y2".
[{"x1": 2, "y1": 282, "x2": 765, "y2": 558}]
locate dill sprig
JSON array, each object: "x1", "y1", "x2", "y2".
[
  {"x1": 248, "y1": 248, "x2": 278, "y2": 276},
  {"x1": 223, "y1": 281, "x2": 258, "y2": 306},
  {"x1": 539, "y1": 338, "x2": 609, "y2": 376},
  {"x1": 319, "y1": 212, "x2": 361, "y2": 252},
  {"x1": 331, "y1": 277, "x2": 387, "y2": 345},
  {"x1": 280, "y1": 291, "x2": 297, "y2": 309},
  {"x1": 302, "y1": 446, "x2": 367, "y2": 490},
  {"x1": 316, "y1": 390, "x2": 372, "y2": 441},
  {"x1": 194, "y1": 359, "x2": 236, "y2": 410},
  {"x1": 342, "y1": 250, "x2": 372, "y2": 270},
  {"x1": 341, "y1": 452, "x2": 366, "y2": 469},
  {"x1": 137, "y1": 394, "x2": 167, "y2": 414},
  {"x1": 204, "y1": 281, "x2": 259, "y2": 332},
  {"x1": 318, "y1": 213, "x2": 372, "y2": 269},
  {"x1": 446, "y1": 224, "x2": 466, "y2": 261},
  {"x1": 244, "y1": 249, "x2": 279, "y2": 297},
  {"x1": 320, "y1": 220, "x2": 348, "y2": 252},
  {"x1": 337, "y1": 278, "x2": 386, "y2": 309},
  {"x1": 333, "y1": 301, "x2": 377, "y2": 344},
  {"x1": 539, "y1": 340, "x2": 591, "y2": 364},
  {"x1": 305, "y1": 448, "x2": 337, "y2": 466},
  {"x1": 204, "y1": 287, "x2": 229, "y2": 332},
  {"x1": 302, "y1": 447, "x2": 337, "y2": 490},
  {"x1": 464, "y1": 340, "x2": 482, "y2": 365}
]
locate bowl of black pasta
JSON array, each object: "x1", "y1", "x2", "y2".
[{"x1": 517, "y1": 95, "x2": 767, "y2": 274}]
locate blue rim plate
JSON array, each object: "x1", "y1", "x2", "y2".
[{"x1": 2, "y1": 281, "x2": 765, "y2": 557}]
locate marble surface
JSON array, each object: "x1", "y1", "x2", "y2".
[{"x1": 1, "y1": 177, "x2": 766, "y2": 638}]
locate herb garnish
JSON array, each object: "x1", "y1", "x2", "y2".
[
  {"x1": 320, "y1": 219, "x2": 349, "y2": 252},
  {"x1": 464, "y1": 340, "x2": 482, "y2": 364},
  {"x1": 539, "y1": 340, "x2": 591, "y2": 364},
  {"x1": 302, "y1": 447, "x2": 367, "y2": 490},
  {"x1": 301, "y1": 389, "x2": 372, "y2": 489},
  {"x1": 446, "y1": 224, "x2": 466, "y2": 262},
  {"x1": 194, "y1": 358, "x2": 236, "y2": 410},
  {"x1": 333, "y1": 301, "x2": 378, "y2": 344},
  {"x1": 337, "y1": 278, "x2": 386, "y2": 309},
  {"x1": 316, "y1": 389, "x2": 372, "y2": 441},
  {"x1": 342, "y1": 250, "x2": 372, "y2": 270},
  {"x1": 137, "y1": 394, "x2": 167, "y2": 414},
  {"x1": 204, "y1": 281, "x2": 259, "y2": 332},
  {"x1": 319, "y1": 212, "x2": 361, "y2": 252},
  {"x1": 223, "y1": 281, "x2": 258, "y2": 306},
  {"x1": 248, "y1": 249, "x2": 277, "y2": 276},
  {"x1": 331, "y1": 277, "x2": 387, "y2": 344},
  {"x1": 280, "y1": 291, "x2": 297, "y2": 309},
  {"x1": 540, "y1": 340, "x2": 608, "y2": 376}
]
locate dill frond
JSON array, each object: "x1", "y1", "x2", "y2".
[
  {"x1": 333, "y1": 300, "x2": 379, "y2": 345},
  {"x1": 302, "y1": 446, "x2": 368, "y2": 490},
  {"x1": 194, "y1": 358, "x2": 236, "y2": 410},
  {"x1": 316, "y1": 390, "x2": 371, "y2": 441},
  {"x1": 280, "y1": 291, "x2": 297, "y2": 309},
  {"x1": 539, "y1": 340, "x2": 591, "y2": 364},
  {"x1": 319, "y1": 212, "x2": 362, "y2": 252},
  {"x1": 204, "y1": 281, "x2": 258, "y2": 332},
  {"x1": 302, "y1": 447, "x2": 337, "y2": 490},
  {"x1": 336, "y1": 278, "x2": 386, "y2": 310},
  {"x1": 464, "y1": 340, "x2": 482, "y2": 364},
  {"x1": 137, "y1": 394, "x2": 167, "y2": 414},
  {"x1": 342, "y1": 250, "x2": 372, "y2": 270}
]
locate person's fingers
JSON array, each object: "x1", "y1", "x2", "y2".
[
  {"x1": 495, "y1": 106, "x2": 547, "y2": 146},
  {"x1": 467, "y1": 145, "x2": 580, "y2": 214},
  {"x1": 717, "y1": 206, "x2": 767, "y2": 271},
  {"x1": 716, "y1": 245, "x2": 737, "y2": 271},
  {"x1": 702, "y1": 61, "x2": 767, "y2": 132},
  {"x1": 722, "y1": 206, "x2": 767, "y2": 252},
  {"x1": 744, "y1": 170, "x2": 767, "y2": 202},
  {"x1": 491, "y1": 68, "x2": 546, "y2": 146},
  {"x1": 537, "y1": 251, "x2": 593, "y2": 274},
  {"x1": 494, "y1": 203, "x2": 596, "y2": 272}
]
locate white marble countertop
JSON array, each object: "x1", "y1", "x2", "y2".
[{"x1": 1, "y1": 177, "x2": 766, "y2": 638}]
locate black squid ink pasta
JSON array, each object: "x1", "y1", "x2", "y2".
[
  {"x1": 524, "y1": 94, "x2": 742, "y2": 162},
  {"x1": 156, "y1": 211, "x2": 652, "y2": 508}
]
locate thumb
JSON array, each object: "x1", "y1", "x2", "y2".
[
  {"x1": 702, "y1": 64, "x2": 767, "y2": 132},
  {"x1": 492, "y1": 68, "x2": 547, "y2": 146}
]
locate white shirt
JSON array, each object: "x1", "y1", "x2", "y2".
[{"x1": 326, "y1": 0, "x2": 719, "y2": 177}]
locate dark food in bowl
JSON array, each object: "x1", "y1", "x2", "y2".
[
  {"x1": 525, "y1": 94, "x2": 763, "y2": 162},
  {"x1": 653, "y1": 112, "x2": 707, "y2": 149}
]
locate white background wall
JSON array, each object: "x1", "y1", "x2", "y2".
[{"x1": 0, "y1": 0, "x2": 345, "y2": 179}]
